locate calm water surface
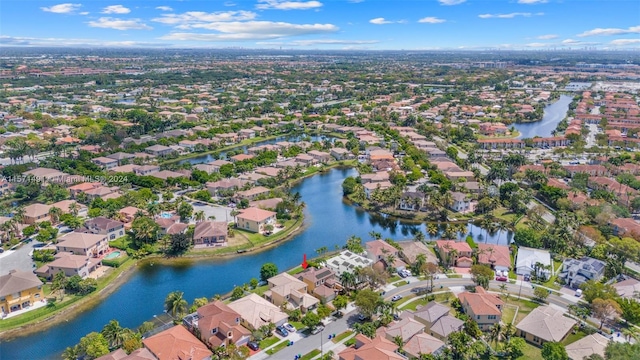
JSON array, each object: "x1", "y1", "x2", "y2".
[
  {"x1": 513, "y1": 94, "x2": 573, "y2": 139},
  {"x1": 1, "y1": 168, "x2": 509, "y2": 359}
]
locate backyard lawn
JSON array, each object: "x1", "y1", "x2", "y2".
[{"x1": 517, "y1": 342, "x2": 541, "y2": 360}]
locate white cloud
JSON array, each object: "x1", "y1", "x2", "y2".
[
  {"x1": 438, "y1": 0, "x2": 466, "y2": 5},
  {"x1": 369, "y1": 17, "x2": 392, "y2": 24},
  {"x1": 418, "y1": 17, "x2": 446, "y2": 24},
  {"x1": 88, "y1": 17, "x2": 152, "y2": 30},
  {"x1": 101, "y1": 5, "x2": 130, "y2": 14},
  {"x1": 160, "y1": 21, "x2": 337, "y2": 41},
  {"x1": 610, "y1": 39, "x2": 640, "y2": 46},
  {"x1": 156, "y1": 6, "x2": 173, "y2": 12},
  {"x1": 524, "y1": 42, "x2": 549, "y2": 47},
  {"x1": 0, "y1": 35, "x2": 166, "y2": 47},
  {"x1": 256, "y1": 0, "x2": 323, "y2": 10},
  {"x1": 577, "y1": 25, "x2": 640, "y2": 37},
  {"x1": 153, "y1": 11, "x2": 257, "y2": 27},
  {"x1": 537, "y1": 34, "x2": 557, "y2": 39},
  {"x1": 79, "y1": 11, "x2": 89, "y2": 15},
  {"x1": 41, "y1": 3, "x2": 81, "y2": 14},
  {"x1": 479, "y1": 12, "x2": 543, "y2": 19},
  {"x1": 224, "y1": 1, "x2": 237, "y2": 6},
  {"x1": 518, "y1": 0, "x2": 547, "y2": 3}
]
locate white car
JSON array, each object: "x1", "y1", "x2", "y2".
[{"x1": 283, "y1": 322, "x2": 296, "y2": 333}]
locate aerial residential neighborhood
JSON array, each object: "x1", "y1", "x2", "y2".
[{"x1": 0, "y1": 3, "x2": 640, "y2": 358}]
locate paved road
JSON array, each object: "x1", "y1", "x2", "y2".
[{"x1": 0, "y1": 240, "x2": 41, "y2": 273}]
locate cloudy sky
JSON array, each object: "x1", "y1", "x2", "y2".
[{"x1": 1, "y1": 0, "x2": 638, "y2": 49}]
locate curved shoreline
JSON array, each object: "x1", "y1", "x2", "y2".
[{"x1": 0, "y1": 215, "x2": 307, "y2": 341}]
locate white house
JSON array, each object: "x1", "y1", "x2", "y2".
[
  {"x1": 450, "y1": 192, "x2": 476, "y2": 214},
  {"x1": 324, "y1": 250, "x2": 373, "y2": 276},
  {"x1": 515, "y1": 247, "x2": 551, "y2": 280}
]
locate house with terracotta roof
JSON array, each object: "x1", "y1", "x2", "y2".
[
  {"x1": 95, "y1": 348, "x2": 157, "y2": 360},
  {"x1": 338, "y1": 334, "x2": 402, "y2": 360},
  {"x1": 193, "y1": 221, "x2": 227, "y2": 247},
  {"x1": 228, "y1": 293, "x2": 288, "y2": 330},
  {"x1": 477, "y1": 244, "x2": 511, "y2": 272},
  {"x1": 435, "y1": 240, "x2": 473, "y2": 268},
  {"x1": 190, "y1": 300, "x2": 251, "y2": 348},
  {"x1": 36, "y1": 252, "x2": 100, "y2": 280},
  {"x1": 236, "y1": 207, "x2": 276, "y2": 233},
  {"x1": 377, "y1": 317, "x2": 425, "y2": 343},
  {"x1": 398, "y1": 241, "x2": 438, "y2": 266},
  {"x1": 365, "y1": 240, "x2": 399, "y2": 262},
  {"x1": 0, "y1": 270, "x2": 43, "y2": 316},
  {"x1": 155, "y1": 218, "x2": 189, "y2": 236},
  {"x1": 236, "y1": 186, "x2": 270, "y2": 201},
  {"x1": 403, "y1": 333, "x2": 446, "y2": 358},
  {"x1": 609, "y1": 218, "x2": 640, "y2": 238},
  {"x1": 56, "y1": 232, "x2": 109, "y2": 257},
  {"x1": 22, "y1": 203, "x2": 51, "y2": 224},
  {"x1": 458, "y1": 286, "x2": 504, "y2": 330},
  {"x1": 263, "y1": 273, "x2": 319, "y2": 312},
  {"x1": 50, "y1": 200, "x2": 87, "y2": 217},
  {"x1": 68, "y1": 182, "x2": 102, "y2": 198},
  {"x1": 516, "y1": 305, "x2": 577, "y2": 346},
  {"x1": 142, "y1": 325, "x2": 212, "y2": 360}
]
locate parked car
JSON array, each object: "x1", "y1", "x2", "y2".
[
  {"x1": 283, "y1": 323, "x2": 296, "y2": 333},
  {"x1": 391, "y1": 295, "x2": 403, "y2": 302},
  {"x1": 275, "y1": 326, "x2": 289, "y2": 337},
  {"x1": 575, "y1": 289, "x2": 583, "y2": 297},
  {"x1": 333, "y1": 311, "x2": 343, "y2": 318},
  {"x1": 310, "y1": 325, "x2": 325, "y2": 335},
  {"x1": 357, "y1": 314, "x2": 369, "y2": 322},
  {"x1": 247, "y1": 341, "x2": 259, "y2": 351}
]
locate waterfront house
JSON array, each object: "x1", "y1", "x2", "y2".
[
  {"x1": 365, "y1": 240, "x2": 399, "y2": 262},
  {"x1": 95, "y1": 348, "x2": 156, "y2": 360},
  {"x1": 193, "y1": 301, "x2": 251, "y2": 348},
  {"x1": 228, "y1": 293, "x2": 288, "y2": 330},
  {"x1": 145, "y1": 144, "x2": 174, "y2": 157},
  {"x1": 450, "y1": 192, "x2": 476, "y2": 214},
  {"x1": 325, "y1": 250, "x2": 374, "y2": 277},
  {"x1": 457, "y1": 286, "x2": 503, "y2": 330},
  {"x1": 398, "y1": 241, "x2": 439, "y2": 267},
  {"x1": 308, "y1": 150, "x2": 332, "y2": 163},
  {"x1": 193, "y1": 221, "x2": 228, "y2": 247},
  {"x1": 331, "y1": 148, "x2": 352, "y2": 160},
  {"x1": 558, "y1": 257, "x2": 606, "y2": 289},
  {"x1": 36, "y1": 252, "x2": 100, "y2": 280},
  {"x1": 56, "y1": 232, "x2": 109, "y2": 257},
  {"x1": 155, "y1": 218, "x2": 189, "y2": 236},
  {"x1": 263, "y1": 272, "x2": 319, "y2": 312},
  {"x1": 297, "y1": 267, "x2": 337, "y2": 303},
  {"x1": 516, "y1": 305, "x2": 577, "y2": 346},
  {"x1": 235, "y1": 207, "x2": 276, "y2": 233},
  {"x1": 83, "y1": 217, "x2": 125, "y2": 241},
  {"x1": 0, "y1": 270, "x2": 43, "y2": 316},
  {"x1": 143, "y1": 325, "x2": 212, "y2": 360},
  {"x1": 236, "y1": 186, "x2": 270, "y2": 201},
  {"x1": 398, "y1": 192, "x2": 424, "y2": 211}
]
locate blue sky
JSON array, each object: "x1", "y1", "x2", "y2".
[{"x1": 1, "y1": 0, "x2": 638, "y2": 49}]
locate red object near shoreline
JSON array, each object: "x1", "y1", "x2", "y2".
[{"x1": 302, "y1": 254, "x2": 308, "y2": 269}]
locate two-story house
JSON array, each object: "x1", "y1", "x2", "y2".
[
  {"x1": 558, "y1": 257, "x2": 606, "y2": 289},
  {"x1": 450, "y1": 192, "x2": 476, "y2": 214},
  {"x1": 83, "y1": 217, "x2": 125, "y2": 240},
  {"x1": 435, "y1": 240, "x2": 473, "y2": 268},
  {"x1": 458, "y1": 287, "x2": 504, "y2": 330},
  {"x1": 0, "y1": 270, "x2": 43, "y2": 316},
  {"x1": 192, "y1": 301, "x2": 251, "y2": 348},
  {"x1": 56, "y1": 232, "x2": 109, "y2": 257},
  {"x1": 412, "y1": 301, "x2": 464, "y2": 341},
  {"x1": 235, "y1": 207, "x2": 276, "y2": 234},
  {"x1": 263, "y1": 273, "x2": 319, "y2": 312},
  {"x1": 36, "y1": 252, "x2": 100, "y2": 280},
  {"x1": 297, "y1": 266, "x2": 337, "y2": 303}
]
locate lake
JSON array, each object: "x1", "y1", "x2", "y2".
[
  {"x1": 513, "y1": 94, "x2": 574, "y2": 139},
  {"x1": 2, "y1": 168, "x2": 510, "y2": 359}
]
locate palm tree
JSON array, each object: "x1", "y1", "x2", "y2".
[
  {"x1": 164, "y1": 291, "x2": 188, "y2": 318},
  {"x1": 68, "y1": 202, "x2": 80, "y2": 217},
  {"x1": 489, "y1": 323, "x2": 503, "y2": 346},
  {"x1": 369, "y1": 230, "x2": 382, "y2": 240},
  {"x1": 48, "y1": 207, "x2": 62, "y2": 225},
  {"x1": 427, "y1": 223, "x2": 439, "y2": 237},
  {"x1": 339, "y1": 271, "x2": 357, "y2": 293},
  {"x1": 101, "y1": 319, "x2": 125, "y2": 348},
  {"x1": 194, "y1": 210, "x2": 205, "y2": 223},
  {"x1": 13, "y1": 206, "x2": 25, "y2": 224},
  {"x1": 134, "y1": 209, "x2": 146, "y2": 219},
  {"x1": 413, "y1": 253, "x2": 427, "y2": 275},
  {"x1": 146, "y1": 202, "x2": 160, "y2": 217}
]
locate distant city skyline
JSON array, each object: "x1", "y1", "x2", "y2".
[{"x1": 1, "y1": 0, "x2": 638, "y2": 49}]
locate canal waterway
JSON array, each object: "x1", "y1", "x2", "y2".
[
  {"x1": 2, "y1": 167, "x2": 510, "y2": 359},
  {"x1": 513, "y1": 94, "x2": 574, "y2": 139}
]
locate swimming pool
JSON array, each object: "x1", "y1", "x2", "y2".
[
  {"x1": 104, "y1": 251, "x2": 121, "y2": 260},
  {"x1": 160, "y1": 212, "x2": 172, "y2": 218}
]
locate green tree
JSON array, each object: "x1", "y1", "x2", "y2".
[
  {"x1": 176, "y1": 201, "x2": 194, "y2": 222},
  {"x1": 342, "y1": 176, "x2": 359, "y2": 196},
  {"x1": 101, "y1": 320, "x2": 125, "y2": 348},
  {"x1": 78, "y1": 332, "x2": 110, "y2": 360},
  {"x1": 534, "y1": 286, "x2": 550, "y2": 302},
  {"x1": 302, "y1": 311, "x2": 321, "y2": 329},
  {"x1": 470, "y1": 264, "x2": 493, "y2": 289},
  {"x1": 168, "y1": 233, "x2": 192, "y2": 255},
  {"x1": 504, "y1": 337, "x2": 526, "y2": 360},
  {"x1": 260, "y1": 263, "x2": 278, "y2": 282},
  {"x1": 541, "y1": 342, "x2": 569, "y2": 360},
  {"x1": 605, "y1": 341, "x2": 640, "y2": 359},
  {"x1": 592, "y1": 298, "x2": 622, "y2": 329},
  {"x1": 130, "y1": 216, "x2": 160, "y2": 246},
  {"x1": 164, "y1": 291, "x2": 188, "y2": 318},
  {"x1": 354, "y1": 289, "x2": 381, "y2": 319},
  {"x1": 230, "y1": 286, "x2": 245, "y2": 300},
  {"x1": 317, "y1": 304, "x2": 332, "y2": 319},
  {"x1": 580, "y1": 280, "x2": 618, "y2": 303},
  {"x1": 514, "y1": 227, "x2": 542, "y2": 248},
  {"x1": 333, "y1": 294, "x2": 348, "y2": 311},
  {"x1": 189, "y1": 297, "x2": 209, "y2": 313}
]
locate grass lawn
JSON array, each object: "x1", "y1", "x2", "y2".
[
  {"x1": 288, "y1": 266, "x2": 305, "y2": 275},
  {"x1": 300, "y1": 349, "x2": 321, "y2": 360},
  {"x1": 393, "y1": 294, "x2": 416, "y2": 307},
  {"x1": 251, "y1": 284, "x2": 269, "y2": 296},
  {"x1": 447, "y1": 274, "x2": 462, "y2": 278},
  {"x1": 562, "y1": 330, "x2": 588, "y2": 346},
  {"x1": 504, "y1": 298, "x2": 540, "y2": 324},
  {"x1": 502, "y1": 304, "x2": 518, "y2": 324},
  {"x1": 290, "y1": 321, "x2": 305, "y2": 331},
  {"x1": 388, "y1": 275, "x2": 401, "y2": 283},
  {"x1": 236, "y1": 218, "x2": 301, "y2": 247},
  {"x1": 394, "y1": 280, "x2": 408, "y2": 287},
  {"x1": 400, "y1": 296, "x2": 429, "y2": 311},
  {"x1": 332, "y1": 330, "x2": 354, "y2": 343},
  {"x1": 259, "y1": 336, "x2": 279, "y2": 349},
  {"x1": 517, "y1": 342, "x2": 541, "y2": 360},
  {"x1": 266, "y1": 339, "x2": 290, "y2": 355},
  {"x1": 492, "y1": 208, "x2": 517, "y2": 223}
]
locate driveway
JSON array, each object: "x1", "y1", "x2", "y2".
[{"x1": 0, "y1": 240, "x2": 42, "y2": 273}]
